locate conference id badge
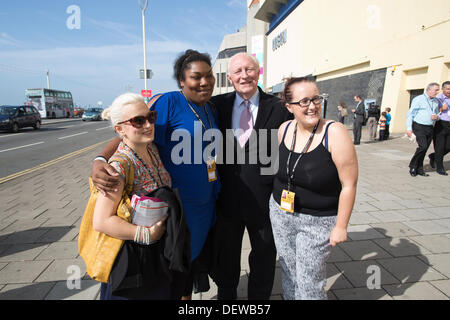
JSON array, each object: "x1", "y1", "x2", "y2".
[
  {"x1": 280, "y1": 189, "x2": 295, "y2": 213},
  {"x1": 206, "y1": 158, "x2": 217, "y2": 182}
]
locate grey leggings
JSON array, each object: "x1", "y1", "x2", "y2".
[{"x1": 269, "y1": 194, "x2": 337, "y2": 300}]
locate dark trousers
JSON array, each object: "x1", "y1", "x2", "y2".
[
  {"x1": 430, "y1": 120, "x2": 450, "y2": 171},
  {"x1": 213, "y1": 211, "x2": 277, "y2": 300},
  {"x1": 379, "y1": 129, "x2": 385, "y2": 141},
  {"x1": 353, "y1": 117, "x2": 364, "y2": 144},
  {"x1": 409, "y1": 122, "x2": 434, "y2": 171},
  {"x1": 384, "y1": 124, "x2": 390, "y2": 140}
]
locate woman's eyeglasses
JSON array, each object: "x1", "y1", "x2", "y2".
[
  {"x1": 117, "y1": 111, "x2": 157, "y2": 128},
  {"x1": 289, "y1": 95, "x2": 324, "y2": 108}
]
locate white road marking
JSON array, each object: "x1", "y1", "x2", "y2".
[
  {"x1": 0, "y1": 132, "x2": 26, "y2": 139},
  {"x1": 95, "y1": 126, "x2": 112, "y2": 131},
  {"x1": 58, "y1": 131, "x2": 88, "y2": 140},
  {"x1": 0, "y1": 141, "x2": 45, "y2": 153}
]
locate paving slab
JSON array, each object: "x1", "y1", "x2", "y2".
[
  {"x1": 34, "y1": 258, "x2": 86, "y2": 283},
  {"x1": 332, "y1": 287, "x2": 393, "y2": 300},
  {"x1": 325, "y1": 263, "x2": 353, "y2": 291},
  {"x1": 370, "y1": 222, "x2": 421, "y2": 238},
  {"x1": 35, "y1": 241, "x2": 78, "y2": 261},
  {"x1": 403, "y1": 220, "x2": 450, "y2": 235},
  {"x1": 417, "y1": 253, "x2": 450, "y2": 278},
  {"x1": 409, "y1": 235, "x2": 450, "y2": 254},
  {"x1": 377, "y1": 256, "x2": 446, "y2": 283},
  {"x1": 0, "y1": 282, "x2": 56, "y2": 300},
  {"x1": 373, "y1": 237, "x2": 432, "y2": 257},
  {"x1": 334, "y1": 260, "x2": 399, "y2": 287},
  {"x1": 0, "y1": 243, "x2": 49, "y2": 262},
  {"x1": 367, "y1": 210, "x2": 408, "y2": 223},
  {"x1": 383, "y1": 281, "x2": 449, "y2": 300},
  {"x1": 429, "y1": 280, "x2": 450, "y2": 298},
  {"x1": 347, "y1": 225, "x2": 386, "y2": 241},
  {"x1": 338, "y1": 240, "x2": 392, "y2": 261},
  {"x1": 44, "y1": 280, "x2": 100, "y2": 300},
  {"x1": 0, "y1": 260, "x2": 52, "y2": 284}
]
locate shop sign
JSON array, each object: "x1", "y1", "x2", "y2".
[{"x1": 272, "y1": 29, "x2": 287, "y2": 51}]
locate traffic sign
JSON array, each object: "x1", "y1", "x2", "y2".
[{"x1": 141, "y1": 90, "x2": 152, "y2": 97}]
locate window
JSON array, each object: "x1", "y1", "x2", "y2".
[
  {"x1": 216, "y1": 73, "x2": 220, "y2": 88},
  {"x1": 221, "y1": 73, "x2": 226, "y2": 88}
]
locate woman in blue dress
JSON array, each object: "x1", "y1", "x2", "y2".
[
  {"x1": 150, "y1": 50, "x2": 221, "y2": 299},
  {"x1": 91, "y1": 49, "x2": 220, "y2": 300}
]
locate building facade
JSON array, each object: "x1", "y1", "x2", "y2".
[{"x1": 253, "y1": 0, "x2": 450, "y2": 132}]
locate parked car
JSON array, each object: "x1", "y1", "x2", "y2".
[
  {"x1": 0, "y1": 105, "x2": 42, "y2": 133},
  {"x1": 74, "y1": 107, "x2": 85, "y2": 118},
  {"x1": 82, "y1": 108, "x2": 103, "y2": 121}
]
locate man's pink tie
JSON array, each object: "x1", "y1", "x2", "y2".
[{"x1": 239, "y1": 100, "x2": 253, "y2": 148}]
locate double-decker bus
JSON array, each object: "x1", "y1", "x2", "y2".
[{"x1": 25, "y1": 88, "x2": 74, "y2": 119}]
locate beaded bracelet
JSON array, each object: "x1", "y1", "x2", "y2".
[{"x1": 134, "y1": 225, "x2": 151, "y2": 245}]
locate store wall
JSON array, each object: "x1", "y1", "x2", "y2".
[{"x1": 263, "y1": 0, "x2": 450, "y2": 132}]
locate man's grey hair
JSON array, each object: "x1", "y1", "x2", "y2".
[
  {"x1": 426, "y1": 82, "x2": 440, "y2": 91},
  {"x1": 228, "y1": 52, "x2": 260, "y2": 74}
]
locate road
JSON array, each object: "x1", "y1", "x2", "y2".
[{"x1": 0, "y1": 119, "x2": 116, "y2": 178}]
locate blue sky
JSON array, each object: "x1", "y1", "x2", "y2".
[{"x1": 0, "y1": 0, "x2": 247, "y2": 106}]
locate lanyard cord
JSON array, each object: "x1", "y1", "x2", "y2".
[
  {"x1": 286, "y1": 120, "x2": 320, "y2": 191},
  {"x1": 180, "y1": 91, "x2": 214, "y2": 134},
  {"x1": 423, "y1": 94, "x2": 436, "y2": 113}
]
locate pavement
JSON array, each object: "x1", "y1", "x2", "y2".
[{"x1": 0, "y1": 127, "x2": 449, "y2": 300}]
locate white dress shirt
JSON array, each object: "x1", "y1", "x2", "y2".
[{"x1": 232, "y1": 90, "x2": 260, "y2": 138}]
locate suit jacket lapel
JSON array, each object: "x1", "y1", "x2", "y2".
[{"x1": 254, "y1": 87, "x2": 275, "y2": 130}]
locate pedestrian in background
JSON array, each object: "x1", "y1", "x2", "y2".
[
  {"x1": 94, "y1": 93, "x2": 172, "y2": 299},
  {"x1": 378, "y1": 111, "x2": 387, "y2": 141},
  {"x1": 367, "y1": 104, "x2": 380, "y2": 141},
  {"x1": 337, "y1": 101, "x2": 348, "y2": 124},
  {"x1": 384, "y1": 107, "x2": 392, "y2": 140},
  {"x1": 91, "y1": 49, "x2": 221, "y2": 300},
  {"x1": 406, "y1": 82, "x2": 440, "y2": 177},
  {"x1": 351, "y1": 94, "x2": 365, "y2": 145},
  {"x1": 428, "y1": 81, "x2": 450, "y2": 175},
  {"x1": 270, "y1": 77, "x2": 357, "y2": 300}
]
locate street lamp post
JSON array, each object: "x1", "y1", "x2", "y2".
[{"x1": 139, "y1": 0, "x2": 149, "y2": 91}]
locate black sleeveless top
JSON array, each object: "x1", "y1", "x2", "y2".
[{"x1": 273, "y1": 121, "x2": 341, "y2": 216}]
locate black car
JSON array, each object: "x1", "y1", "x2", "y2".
[{"x1": 0, "y1": 105, "x2": 42, "y2": 133}]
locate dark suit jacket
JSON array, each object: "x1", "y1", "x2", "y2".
[
  {"x1": 210, "y1": 87, "x2": 293, "y2": 227},
  {"x1": 354, "y1": 100, "x2": 366, "y2": 121}
]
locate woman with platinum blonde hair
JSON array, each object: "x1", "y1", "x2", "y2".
[{"x1": 93, "y1": 92, "x2": 175, "y2": 300}]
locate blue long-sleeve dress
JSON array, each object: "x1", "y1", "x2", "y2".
[{"x1": 150, "y1": 91, "x2": 221, "y2": 260}]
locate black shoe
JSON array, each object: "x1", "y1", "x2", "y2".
[
  {"x1": 429, "y1": 154, "x2": 435, "y2": 169},
  {"x1": 417, "y1": 170, "x2": 429, "y2": 177},
  {"x1": 409, "y1": 168, "x2": 417, "y2": 177},
  {"x1": 437, "y1": 169, "x2": 448, "y2": 176}
]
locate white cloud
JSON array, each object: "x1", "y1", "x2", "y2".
[
  {"x1": 0, "y1": 32, "x2": 23, "y2": 47},
  {"x1": 226, "y1": 0, "x2": 247, "y2": 8}
]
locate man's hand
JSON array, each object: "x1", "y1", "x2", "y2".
[
  {"x1": 91, "y1": 160, "x2": 121, "y2": 195},
  {"x1": 406, "y1": 130, "x2": 413, "y2": 138},
  {"x1": 431, "y1": 114, "x2": 439, "y2": 121}
]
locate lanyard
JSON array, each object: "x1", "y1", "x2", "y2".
[
  {"x1": 286, "y1": 120, "x2": 320, "y2": 191},
  {"x1": 181, "y1": 91, "x2": 213, "y2": 134},
  {"x1": 424, "y1": 94, "x2": 435, "y2": 113}
]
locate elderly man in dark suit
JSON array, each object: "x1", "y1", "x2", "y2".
[{"x1": 210, "y1": 53, "x2": 292, "y2": 300}]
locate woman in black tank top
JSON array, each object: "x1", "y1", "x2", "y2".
[{"x1": 269, "y1": 77, "x2": 358, "y2": 300}]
